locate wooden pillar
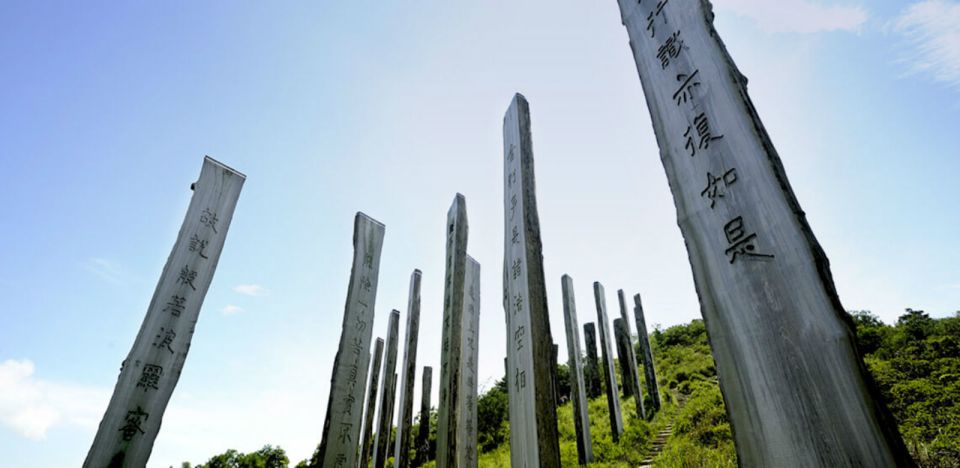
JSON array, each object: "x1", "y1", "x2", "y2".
[
  {"x1": 615, "y1": 290, "x2": 635, "y2": 398},
  {"x1": 84, "y1": 157, "x2": 245, "y2": 468},
  {"x1": 632, "y1": 294, "x2": 660, "y2": 412},
  {"x1": 360, "y1": 338, "x2": 385, "y2": 468},
  {"x1": 615, "y1": 1, "x2": 913, "y2": 465},
  {"x1": 561, "y1": 275, "x2": 594, "y2": 464},
  {"x1": 502, "y1": 93, "x2": 561, "y2": 467},
  {"x1": 437, "y1": 194, "x2": 468, "y2": 468},
  {"x1": 593, "y1": 282, "x2": 624, "y2": 442},
  {"x1": 457, "y1": 257, "x2": 481, "y2": 467},
  {"x1": 614, "y1": 318, "x2": 645, "y2": 420},
  {"x1": 374, "y1": 311, "x2": 401, "y2": 468},
  {"x1": 394, "y1": 271, "x2": 422, "y2": 468},
  {"x1": 414, "y1": 366, "x2": 432, "y2": 467},
  {"x1": 582, "y1": 323, "x2": 602, "y2": 399}
]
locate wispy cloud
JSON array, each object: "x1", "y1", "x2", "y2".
[
  {"x1": 0, "y1": 359, "x2": 108, "y2": 440},
  {"x1": 83, "y1": 258, "x2": 126, "y2": 285},
  {"x1": 232, "y1": 284, "x2": 269, "y2": 297},
  {"x1": 714, "y1": 0, "x2": 868, "y2": 33},
  {"x1": 221, "y1": 305, "x2": 244, "y2": 315},
  {"x1": 891, "y1": 0, "x2": 960, "y2": 90}
]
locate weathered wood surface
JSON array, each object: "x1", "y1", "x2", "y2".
[
  {"x1": 360, "y1": 338, "x2": 385, "y2": 468},
  {"x1": 394, "y1": 270, "x2": 422, "y2": 468},
  {"x1": 502, "y1": 93, "x2": 561, "y2": 468},
  {"x1": 374, "y1": 310, "x2": 401, "y2": 468},
  {"x1": 561, "y1": 275, "x2": 594, "y2": 465},
  {"x1": 614, "y1": 318, "x2": 645, "y2": 420},
  {"x1": 615, "y1": 1, "x2": 913, "y2": 465},
  {"x1": 456, "y1": 256, "x2": 481, "y2": 468},
  {"x1": 437, "y1": 194, "x2": 468, "y2": 468},
  {"x1": 593, "y1": 282, "x2": 624, "y2": 442},
  {"x1": 415, "y1": 366, "x2": 433, "y2": 467},
  {"x1": 633, "y1": 294, "x2": 660, "y2": 411},
  {"x1": 316, "y1": 212, "x2": 385, "y2": 468},
  {"x1": 615, "y1": 290, "x2": 635, "y2": 398},
  {"x1": 582, "y1": 323, "x2": 602, "y2": 399},
  {"x1": 84, "y1": 157, "x2": 245, "y2": 468}
]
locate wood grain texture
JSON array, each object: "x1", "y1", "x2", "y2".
[
  {"x1": 561, "y1": 275, "x2": 594, "y2": 465},
  {"x1": 394, "y1": 271, "x2": 422, "y2": 468},
  {"x1": 615, "y1": 0, "x2": 913, "y2": 465},
  {"x1": 374, "y1": 310, "x2": 401, "y2": 468},
  {"x1": 593, "y1": 282, "x2": 624, "y2": 442},
  {"x1": 84, "y1": 157, "x2": 244, "y2": 468},
  {"x1": 360, "y1": 338, "x2": 385, "y2": 468},
  {"x1": 456, "y1": 257, "x2": 481, "y2": 468}
]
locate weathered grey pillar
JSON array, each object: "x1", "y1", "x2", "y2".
[
  {"x1": 614, "y1": 318, "x2": 645, "y2": 420},
  {"x1": 593, "y1": 282, "x2": 624, "y2": 442},
  {"x1": 551, "y1": 343, "x2": 560, "y2": 405},
  {"x1": 502, "y1": 93, "x2": 561, "y2": 467},
  {"x1": 414, "y1": 366, "x2": 432, "y2": 467},
  {"x1": 615, "y1": 290, "x2": 635, "y2": 398},
  {"x1": 560, "y1": 275, "x2": 594, "y2": 464},
  {"x1": 84, "y1": 157, "x2": 244, "y2": 468},
  {"x1": 436, "y1": 194, "x2": 468, "y2": 468},
  {"x1": 457, "y1": 256, "x2": 481, "y2": 467},
  {"x1": 315, "y1": 212, "x2": 386, "y2": 468},
  {"x1": 374, "y1": 310, "x2": 401, "y2": 468},
  {"x1": 394, "y1": 271, "x2": 422, "y2": 468},
  {"x1": 360, "y1": 338, "x2": 385, "y2": 468},
  {"x1": 615, "y1": 1, "x2": 913, "y2": 465},
  {"x1": 633, "y1": 294, "x2": 660, "y2": 412},
  {"x1": 583, "y1": 323, "x2": 602, "y2": 399}
]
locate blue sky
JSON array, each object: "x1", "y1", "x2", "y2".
[{"x1": 1, "y1": 1, "x2": 958, "y2": 466}]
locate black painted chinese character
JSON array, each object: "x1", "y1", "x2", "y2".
[
  {"x1": 188, "y1": 234, "x2": 209, "y2": 259},
  {"x1": 646, "y1": 0, "x2": 669, "y2": 38},
  {"x1": 723, "y1": 216, "x2": 774, "y2": 264},
  {"x1": 657, "y1": 30, "x2": 685, "y2": 69},
  {"x1": 118, "y1": 406, "x2": 149, "y2": 441},
  {"x1": 701, "y1": 168, "x2": 738, "y2": 209},
  {"x1": 512, "y1": 258, "x2": 522, "y2": 280},
  {"x1": 200, "y1": 208, "x2": 219, "y2": 234},
  {"x1": 177, "y1": 265, "x2": 197, "y2": 291},
  {"x1": 153, "y1": 327, "x2": 176, "y2": 354},
  {"x1": 163, "y1": 295, "x2": 186, "y2": 317},
  {"x1": 136, "y1": 364, "x2": 163, "y2": 392},
  {"x1": 673, "y1": 71, "x2": 701, "y2": 106},
  {"x1": 684, "y1": 112, "x2": 724, "y2": 156}
]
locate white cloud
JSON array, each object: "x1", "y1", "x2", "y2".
[
  {"x1": 221, "y1": 305, "x2": 244, "y2": 315},
  {"x1": 891, "y1": 0, "x2": 960, "y2": 89},
  {"x1": 232, "y1": 284, "x2": 269, "y2": 296},
  {"x1": 714, "y1": 0, "x2": 868, "y2": 33},
  {"x1": 83, "y1": 258, "x2": 126, "y2": 285},
  {"x1": 0, "y1": 359, "x2": 109, "y2": 440}
]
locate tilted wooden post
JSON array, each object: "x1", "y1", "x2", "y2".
[
  {"x1": 502, "y1": 93, "x2": 561, "y2": 467},
  {"x1": 316, "y1": 212, "x2": 386, "y2": 468},
  {"x1": 374, "y1": 310, "x2": 401, "y2": 468},
  {"x1": 561, "y1": 275, "x2": 594, "y2": 465},
  {"x1": 414, "y1": 366, "x2": 433, "y2": 467},
  {"x1": 582, "y1": 323, "x2": 602, "y2": 399},
  {"x1": 593, "y1": 282, "x2": 624, "y2": 442},
  {"x1": 633, "y1": 294, "x2": 660, "y2": 412},
  {"x1": 457, "y1": 257, "x2": 481, "y2": 467},
  {"x1": 436, "y1": 194, "x2": 468, "y2": 468},
  {"x1": 615, "y1": 290, "x2": 635, "y2": 398},
  {"x1": 394, "y1": 271, "x2": 422, "y2": 468},
  {"x1": 615, "y1": 1, "x2": 913, "y2": 465},
  {"x1": 360, "y1": 338, "x2": 385, "y2": 468},
  {"x1": 84, "y1": 157, "x2": 244, "y2": 468},
  {"x1": 614, "y1": 318, "x2": 645, "y2": 420}
]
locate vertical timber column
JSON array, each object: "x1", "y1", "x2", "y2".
[
  {"x1": 614, "y1": 319, "x2": 645, "y2": 420},
  {"x1": 316, "y1": 212, "x2": 386, "y2": 468},
  {"x1": 457, "y1": 257, "x2": 481, "y2": 467},
  {"x1": 615, "y1": 1, "x2": 913, "y2": 465},
  {"x1": 583, "y1": 323, "x2": 602, "y2": 399},
  {"x1": 437, "y1": 194, "x2": 468, "y2": 468},
  {"x1": 361, "y1": 338, "x2": 385, "y2": 468},
  {"x1": 561, "y1": 275, "x2": 594, "y2": 464},
  {"x1": 374, "y1": 310, "x2": 401, "y2": 468},
  {"x1": 593, "y1": 282, "x2": 624, "y2": 441},
  {"x1": 616, "y1": 290, "x2": 637, "y2": 398},
  {"x1": 633, "y1": 295, "x2": 660, "y2": 411},
  {"x1": 502, "y1": 93, "x2": 561, "y2": 468},
  {"x1": 84, "y1": 157, "x2": 244, "y2": 468},
  {"x1": 394, "y1": 271, "x2": 423, "y2": 468},
  {"x1": 415, "y1": 366, "x2": 433, "y2": 467}
]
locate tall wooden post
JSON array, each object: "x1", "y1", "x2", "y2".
[
  {"x1": 561, "y1": 275, "x2": 594, "y2": 464},
  {"x1": 593, "y1": 282, "x2": 624, "y2": 441},
  {"x1": 374, "y1": 310, "x2": 401, "y2": 468},
  {"x1": 84, "y1": 157, "x2": 244, "y2": 468},
  {"x1": 614, "y1": 318, "x2": 645, "y2": 420},
  {"x1": 457, "y1": 257, "x2": 481, "y2": 467},
  {"x1": 360, "y1": 338, "x2": 385, "y2": 468},
  {"x1": 633, "y1": 294, "x2": 660, "y2": 412},
  {"x1": 582, "y1": 323, "x2": 602, "y2": 399},
  {"x1": 436, "y1": 194, "x2": 468, "y2": 468},
  {"x1": 394, "y1": 271, "x2": 422, "y2": 468},
  {"x1": 502, "y1": 93, "x2": 561, "y2": 467},
  {"x1": 316, "y1": 212, "x2": 386, "y2": 468},
  {"x1": 414, "y1": 366, "x2": 432, "y2": 467},
  {"x1": 615, "y1": 1, "x2": 913, "y2": 465},
  {"x1": 615, "y1": 291, "x2": 634, "y2": 398}
]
